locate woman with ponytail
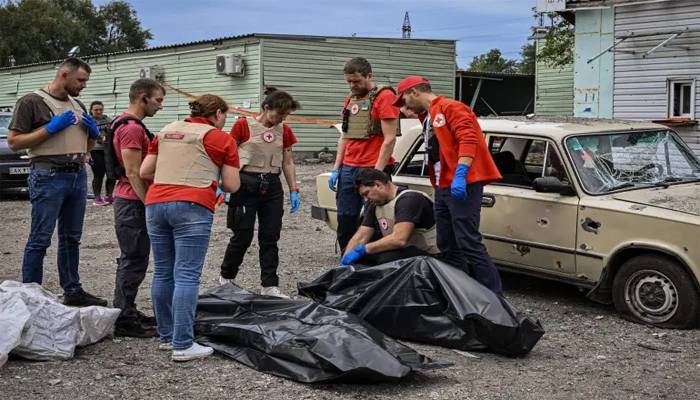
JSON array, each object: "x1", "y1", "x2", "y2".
[{"x1": 139, "y1": 94, "x2": 240, "y2": 362}]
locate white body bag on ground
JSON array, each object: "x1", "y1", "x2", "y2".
[{"x1": 0, "y1": 281, "x2": 120, "y2": 367}]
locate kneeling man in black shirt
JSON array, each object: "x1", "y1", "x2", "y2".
[{"x1": 340, "y1": 169, "x2": 439, "y2": 266}]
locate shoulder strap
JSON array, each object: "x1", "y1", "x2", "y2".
[
  {"x1": 111, "y1": 116, "x2": 153, "y2": 140},
  {"x1": 369, "y1": 86, "x2": 397, "y2": 105}
]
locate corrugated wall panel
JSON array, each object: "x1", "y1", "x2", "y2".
[
  {"x1": 0, "y1": 39, "x2": 262, "y2": 134},
  {"x1": 260, "y1": 37, "x2": 456, "y2": 152},
  {"x1": 535, "y1": 40, "x2": 574, "y2": 116},
  {"x1": 613, "y1": 0, "x2": 700, "y2": 154}
]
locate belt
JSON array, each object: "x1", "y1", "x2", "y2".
[
  {"x1": 241, "y1": 171, "x2": 280, "y2": 179},
  {"x1": 32, "y1": 162, "x2": 84, "y2": 172}
]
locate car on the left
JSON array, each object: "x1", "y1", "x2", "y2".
[{"x1": 0, "y1": 110, "x2": 31, "y2": 193}]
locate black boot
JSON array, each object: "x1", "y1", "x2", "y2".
[
  {"x1": 63, "y1": 290, "x2": 108, "y2": 307},
  {"x1": 114, "y1": 320, "x2": 158, "y2": 338}
]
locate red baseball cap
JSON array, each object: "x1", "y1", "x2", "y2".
[{"x1": 393, "y1": 76, "x2": 431, "y2": 107}]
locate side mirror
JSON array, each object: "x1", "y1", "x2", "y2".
[{"x1": 533, "y1": 177, "x2": 576, "y2": 196}]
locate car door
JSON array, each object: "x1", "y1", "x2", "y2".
[{"x1": 480, "y1": 134, "x2": 580, "y2": 276}]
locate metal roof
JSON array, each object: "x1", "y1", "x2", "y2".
[
  {"x1": 456, "y1": 70, "x2": 534, "y2": 79},
  {"x1": 563, "y1": 0, "x2": 671, "y2": 10},
  {"x1": 0, "y1": 33, "x2": 456, "y2": 71}
]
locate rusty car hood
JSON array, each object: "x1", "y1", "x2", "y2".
[{"x1": 612, "y1": 183, "x2": 700, "y2": 216}]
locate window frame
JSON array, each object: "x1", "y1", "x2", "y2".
[{"x1": 667, "y1": 78, "x2": 696, "y2": 119}]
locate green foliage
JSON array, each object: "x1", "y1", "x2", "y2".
[
  {"x1": 518, "y1": 42, "x2": 536, "y2": 74},
  {"x1": 468, "y1": 49, "x2": 518, "y2": 73},
  {"x1": 537, "y1": 13, "x2": 574, "y2": 68},
  {"x1": 0, "y1": 0, "x2": 152, "y2": 67}
]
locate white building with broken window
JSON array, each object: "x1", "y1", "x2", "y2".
[{"x1": 536, "y1": 0, "x2": 700, "y2": 154}]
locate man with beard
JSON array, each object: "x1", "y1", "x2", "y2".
[
  {"x1": 328, "y1": 57, "x2": 399, "y2": 252},
  {"x1": 111, "y1": 78, "x2": 165, "y2": 337},
  {"x1": 7, "y1": 57, "x2": 107, "y2": 307},
  {"x1": 392, "y1": 76, "x2": 503, "y2": 294},
  {"x1": 339, "y1": 168, "x2": 438, "y2": 266}
]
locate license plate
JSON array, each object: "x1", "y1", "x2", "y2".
[{"x1": 9, "y1": 167, "x2": 30, "y2": 174}]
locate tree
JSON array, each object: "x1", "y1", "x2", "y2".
[
  {"x1": 537, "y1": 13, "x2": 574, "y2": 68},
  {"x1": 0, "y1": 0, "x2": 151, "y2": 67},
  {"x1": 468, "y1": 49, "x2": 518, "y2": 73},
  {"x1": 518, "y1": 42, "x2": 536, "y2": 74},
  {"x1": 98, "y1": 1, "x2": 152, "y2": 54}
]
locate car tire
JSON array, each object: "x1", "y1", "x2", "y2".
[{"x1": 612, "y1": 254, "x2": 699, "y2": 329}]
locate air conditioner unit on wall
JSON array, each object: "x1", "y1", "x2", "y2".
[
  {"x1": 216, "y1": 54, "x2": 245, "y2": 77},
  {"x1": 139, "y1": 66, "x2": 165, "y2": 81}
]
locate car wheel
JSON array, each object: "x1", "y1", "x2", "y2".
[{"x1": 612, "y1": 254, "x2": 699, "y2": 329}]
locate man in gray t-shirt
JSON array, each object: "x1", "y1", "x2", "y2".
[{"x1": 7, "y1": 57, "x2": 107, "y2": 307}]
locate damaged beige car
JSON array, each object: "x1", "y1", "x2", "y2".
[{"x1": 312, "y1": 117, "x2": 700, "y2": 329}]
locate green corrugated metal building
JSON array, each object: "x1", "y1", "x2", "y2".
[
  {"x1": 0, "y1": 33, "x2": 456, "y2": 152},
  {"x1": 534, "y1": 39, "x2": 574, "y2": 116}
]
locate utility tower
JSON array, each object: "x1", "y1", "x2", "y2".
[{"x1": 402, "y1": 12, "x2": 412, "y2": 39}]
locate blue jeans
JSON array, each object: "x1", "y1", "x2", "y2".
[
  {"x1": 22, "y1": 168, "x2": 87, "y2": 294},
  {"x1": 335, "y1": 165, "x2": 366, "y2": 251},
  {"x1": 434, "y1": 183, "x2": 503, "y2": 295},
  {"x1": 146, "y1": 201, "x2": 213, "y2": 350}
]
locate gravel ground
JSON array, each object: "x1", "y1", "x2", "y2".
[{"x1": 1, "y1": 163, "x2": 699, "y2": 400}]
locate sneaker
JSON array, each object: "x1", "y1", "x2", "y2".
[
  {"x1": 114, "y1": 320, "x2": 158, "y2": 338},
  {"x1": 136, "y1": 310, "x2": 157, "y2": 327},
  {"x1": 260, "y1": 286, "x2": 290, "y2": 299},
  {"x1": 158, "y1": 342, "x2": 173, "y2": 351},
  {"x1": 63, "y1": 290, "x2": 108, "y2": 307},
  {"x1": 172, "y1": 342, "x2": 214, "y2": 362},
  {"x1": 104, "y1": 195, "x2": 114, "y2": 204},
  {"x1": 219, "y1": 275, "x2": 235, "y2": 285},
  {"x1": 93, "y1": 198, "x2": 107, "y2": 206}
]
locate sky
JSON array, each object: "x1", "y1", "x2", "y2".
[{"x1": 95, "y1": 0, "x2": 535, "y2": 69}]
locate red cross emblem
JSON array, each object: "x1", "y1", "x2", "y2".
[
  {"x1": 433, "y1": 113, "x2": 446, "y2": 128},
  {"x1": 350, "y1": 104, "x2": 360, "y2": 115},
  {"x1": 263, "y1": 131, "x2": 275, "y2": 143}
]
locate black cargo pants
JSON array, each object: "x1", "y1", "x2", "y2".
[
  {"x1": 220, "y1": 172, "x2": 284, "y2": 287},
  {"x1": 113, "y1": 198, "x2": 151, "y2": 324}
]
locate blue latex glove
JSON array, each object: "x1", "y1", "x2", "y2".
[
  {"x1": 451, "y1": 164, "x2": 469, "y2": 200},
  {"x1": 328, "y1": 169, "x2": 340, "y2": 192},
  {"x1": 339, "y1": 244, "x2": 367, "y2": 266},
  {"x1": 290, "y1": 191, "x2": 301, "y2": 213},
  {"x1": 82, "y1": 114, "x2": 100, "y2": 139},
  {"x1": 45, "y1": 111, "x2": 77, "y2": 135}
]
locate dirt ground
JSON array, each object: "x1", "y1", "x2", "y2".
[{"x1": 1, "y1": 163, "x2": 699, "y2": 400}]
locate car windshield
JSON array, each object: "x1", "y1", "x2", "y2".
[
  {"x1": 0, "y1": 114, "x2": 10, "y2": 139},
  {"x1": 565, "y1": 130, "x2": 700, "y2": 194}
]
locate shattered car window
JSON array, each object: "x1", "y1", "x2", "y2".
[{"x1": 565, "y1": 130, "x2": 700, "y2": 194}]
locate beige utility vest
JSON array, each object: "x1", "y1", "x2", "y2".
[
  {"x1": 238, "y1": 117, "x2": 284, "y2": 174},
  {"x1": 153, "y1": 121, "x2": 219, "y2": 188},
  {"x1": 343, "y1": 86, "x2": 395, "y2": 140},
  {"x1": 375, "y1": 189, "x2": 439, "y2": 255},
  {"x1": 28, "y1": 89, "x2": 87, "y2": 158}
]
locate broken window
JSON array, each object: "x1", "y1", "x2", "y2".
[
  {"x1": 565, "y1": 130, "x2": 700, "y2": 195},
  {"x1": 668, "y1": 80, "x2": 695, "y2": 119}
]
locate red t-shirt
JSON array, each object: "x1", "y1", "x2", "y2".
[
  {"x1": 113, "y1": 113, "x2": 150, "y2": 201},
  {"x1": 341, "y1": 88, "x2": 399, "y2": 167},
  {"x1": 230, "y1": 117, "x2": 297, "y2": 148},
  {"x1": 144, "y1": 117, "x2": 240, "y2": 212},
  {"x1": 427, "y1": 96, "x2": 502, "y2": 189}
]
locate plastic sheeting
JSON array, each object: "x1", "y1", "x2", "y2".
[
  {"x1": 297, "y1": 256, "x2": 545, "y2": 357},
  {"x1": 195, "y1": 284, "x2": 447, "y2": 383},
  {"x1": 0, "y1": 281, "x2": 120, "y2": 364}
]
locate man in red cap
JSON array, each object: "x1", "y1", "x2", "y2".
[{"x1": 393, "y1": 76, "x2": 503, "y2": 294}]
